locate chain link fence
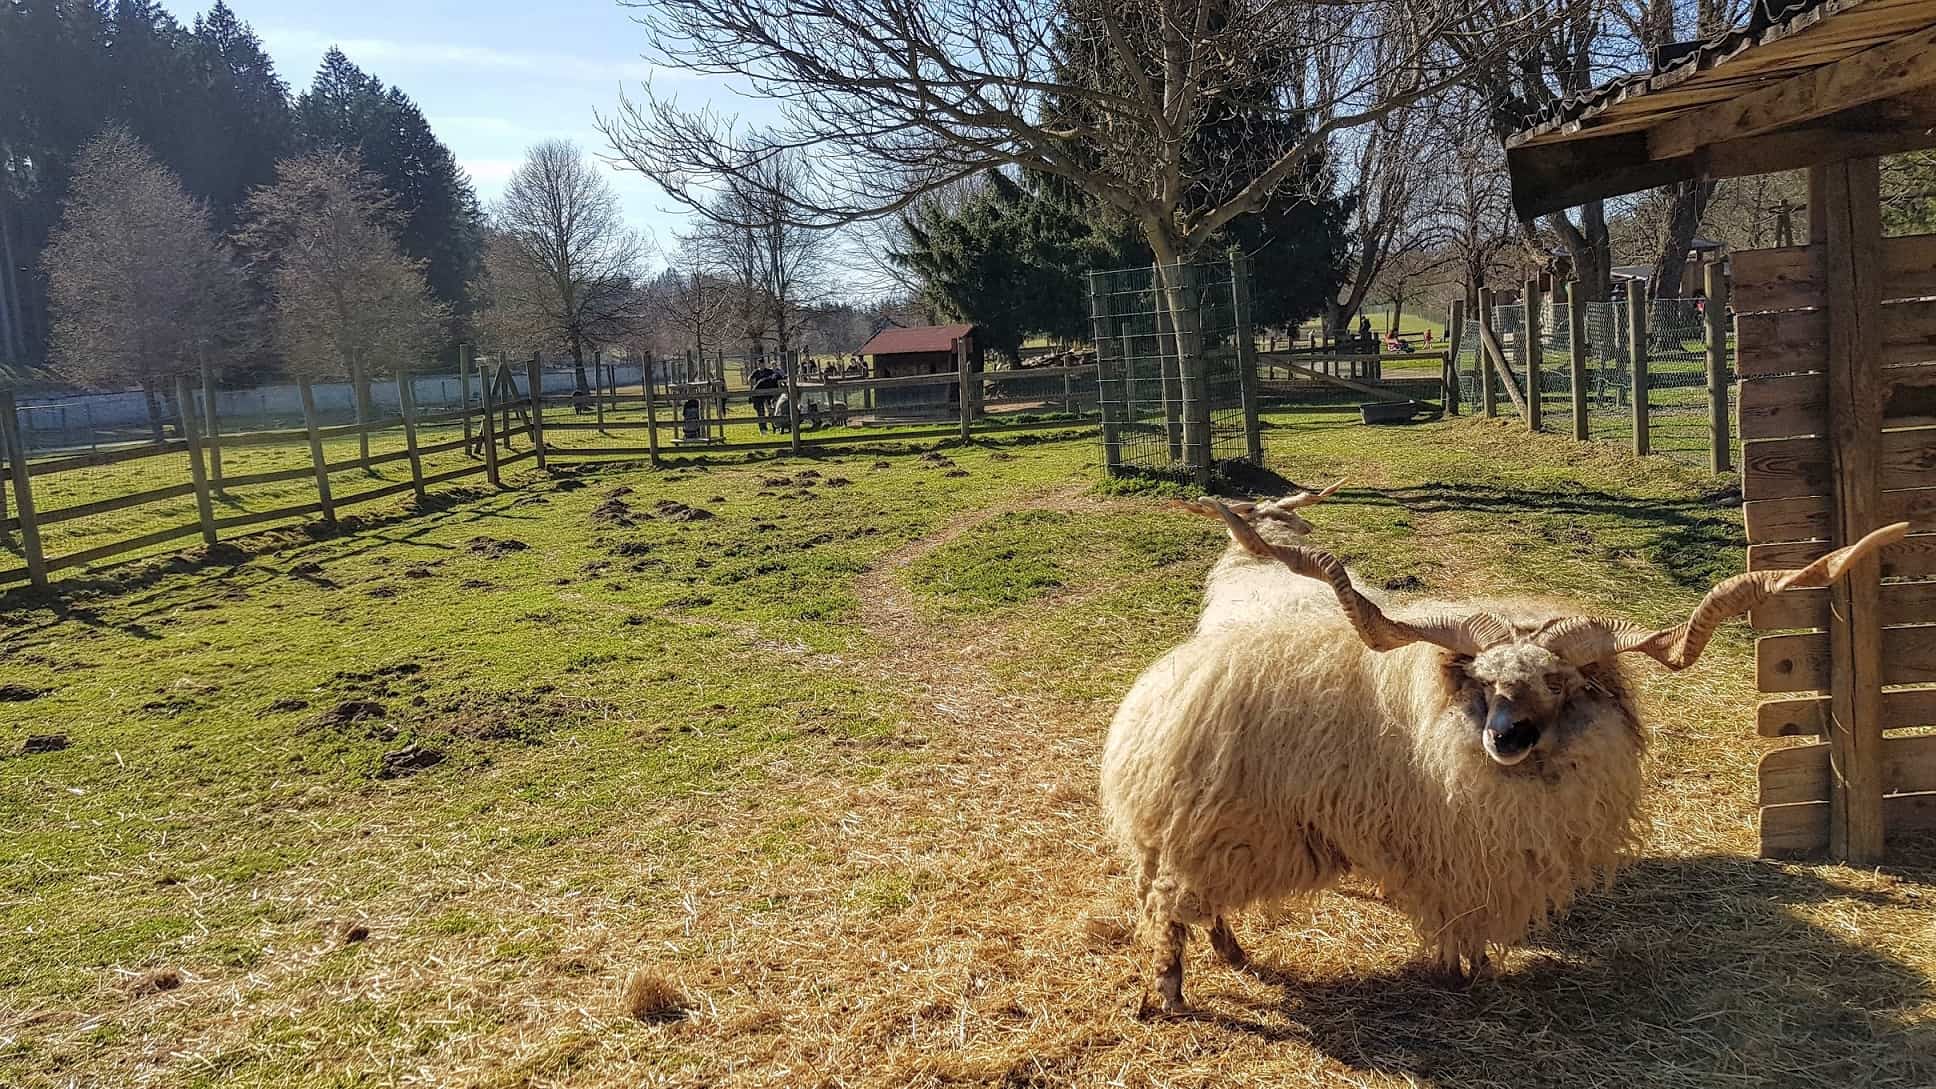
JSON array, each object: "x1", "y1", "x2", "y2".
[{"x1": 1090, "y1": 258, "x2": 1256, "y2": 480}]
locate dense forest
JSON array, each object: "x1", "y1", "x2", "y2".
[{"x1": 0, "y1": 0, "x2": 481, "y2": 373}]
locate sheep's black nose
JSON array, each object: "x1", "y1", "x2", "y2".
[{"x1": 1490, "y1": 718, "x2": 1540, "y2": 755}]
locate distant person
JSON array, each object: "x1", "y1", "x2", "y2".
[{"x1": 748, "y1": 363, "x2": 783, "y2": 432}]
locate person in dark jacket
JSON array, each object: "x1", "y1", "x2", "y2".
[{"x1": 748, "y1": 360, "x2": 783, "y2": 432}]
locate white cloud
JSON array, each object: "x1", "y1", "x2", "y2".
[{"x1": 264, "y1": 27, "x2": 675, "y2": 84}]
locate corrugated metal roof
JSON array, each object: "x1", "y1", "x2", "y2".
[{"x1": 858, "y1": 323, "x2": 975, "y2": 357}]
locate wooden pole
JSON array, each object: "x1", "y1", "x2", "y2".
[
  {"x1": 0, "y1": 390, "x2": 47, "y2": 588},
  {"x1": 478, "y1": 360, "x2": 501, "y2": 487},
  {"x1": 199, "y1": 358, "x2": 223, "y2": 494},
  {"x1": 173, "y1": 375, "x2": 218, "y2": 547},
  {"x1": 1478, "y1": 287, "x2": 1498, "y2": 418},
  {"x1": 297, "y1": 377, "x2": 334, "y2": 525},
  {"x1": 1230, "y1": 251, "x2": 1263, "y2": 463},
  {"x1": 1819, "y1": 157, "x2": 1885, "y2": 863},
  {"x1": 957, "y1": 337, "x2": 973, "y2": 441},
  {"x1": 1524, "y1": 277, "x2": 1544, "y2": 432},
  {"x1": 398, "y1": 372, "x2": 425, "y2": 504},
  {"x1": 527, "y1": 353, "x2": 548, "y2": 471},
  {"x1": 1704, "y1": 259, "x2": 1732, "y2": 474},
  {"x1": 642, "y1": 353, "x2": 662, "y2": 466},
  {"x1": 784, "y1": 349, "x2": 802, "y2": 455},
  {"x1": 593, "y1": 349, "x2": 606, "y2": 431},
  {"x1": 459, "y1": 344, "x2": 474, "y2": 455},
  {"x1": 1626, "y1": 279, "x2": 1650, "y2": 456},
  {"x1": 1444, "y1": 299, "x2": 1464, "y2": 417},
  {"x1": 1566, "y1": 281, "x2": 1589, "y2": 441}
]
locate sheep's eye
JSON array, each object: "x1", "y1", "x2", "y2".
[{"x1": 1546, "y1": 679, "x2": 1566, "y2": 697}]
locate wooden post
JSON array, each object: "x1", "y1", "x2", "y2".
[
  {"x1": 784, "y1": 349, "x2": 802, "y2": 455},
  {"x1": 1626, "y1": 279, "x2": 1649, "y2": 456},
  {"x1": 199, "y1": 359, "x2": 224, "y2": 494},
  {"x1": 593, "y1": 349, "x2": 606, "y2": 431},
  {"x1": 0, "y1": 390, "x2": 47, "y2": 588},
  {"x1": 1478, "y1": 288, "x2": 1498, "y2": 417},
  {"x1": 459, "y1": 344, "x2": 475, "y2": 455},
  {"x1": 1230, "y1": 251, "x2": 1263, "y2": 463},
  {"x1": 297, "y1": 377, "x2": 334, "y2": 525},
  {"x1": 398, "y1": 372, "x2": 425, "y2": 504},
  {"x1": 1444, "y1": 299, "x2": 1464, "y2": 416},
  {"x1": 642, "y1": 353, "x2": 662, "y2": 466},
  {"x1": 1524, "y1": 277, "x2": 1544, "y2": 432},
  {"x1": 957, "y1": 336, "x2": 973, "y2": 441},
  {"x1": 1819, "y1": 158, "x2": 1885, "y2": 863},
  {"x1": 527, "y1": 354, "x2": 547, "y2": 471},
  {"x1": 173, "y1": 375, "x2": 217, "y2": 547},
  {"x1": 1566, "y1": 281, "x2": 1589, "y2": 441},
  {"x1": 1704, "y1": 259, "x2": 1732, "y2": 474},
  {"x1": 478, "y1": 360, "x2": 501, "y2": 487}
]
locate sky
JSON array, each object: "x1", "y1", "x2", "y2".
[{"x1": 160, "y1": 0, "x2": 748, "y2": 262}]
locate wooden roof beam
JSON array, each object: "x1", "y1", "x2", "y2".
[{"x1": 1648, "y1": 24, "x2": 1936, "y2": 161}]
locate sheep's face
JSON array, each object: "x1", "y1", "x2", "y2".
[{"x1": 1455, "y1": 642, "x2": 1593, "y2": 767}]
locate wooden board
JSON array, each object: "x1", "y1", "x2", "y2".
[
  {"x1": 1757, "y1": 687, "x2": 1936, "y2": 736},
  {"x1": 1760, "y1": 732, "x2": 1936, "y2": 806},
  {"x1": 1745, "y1": 487, "x2": 1936, "y2": 546},
  {"x1": 1733, "y1": 233, "x2": 1936, "y2": 312},
  {"x1": 1751, "y1": 577, "x2": 1936, "y2": 629},
  {"x1": 1739, "y1": 427, "x2": 1936, "y2": 500},
  {"x1": 1750, "y1": 531, "x2": 1936, "y2": 577},
  {"x1": 1735, "y1": 297, "x2": 1936, "y2": 376},
  {"x1": 1737, "y1": 363, "x2": 1936, "y2": 440},
  {"x1": 1760, "y1": 790, "x2": 1936, "y2": 856},
  {"x1": 1755, "y1": 623, "x2": 1936, "y2": 692}
]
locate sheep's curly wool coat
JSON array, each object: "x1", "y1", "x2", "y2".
[{"x1": 1101, "y1": 529, "x2": 1649, "y2": 970}]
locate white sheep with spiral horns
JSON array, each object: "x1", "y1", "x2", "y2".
[{"x1": 1099, "y1": 498, "x2": 1906, "y2": 1013}]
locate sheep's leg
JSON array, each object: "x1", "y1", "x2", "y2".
[
  {"x1": 1208, "y1": 915, "x2": 1247, "y2": 969},
  {"x1": 1152, "y1": 922, "x2": 1189, "y2": 1013}
]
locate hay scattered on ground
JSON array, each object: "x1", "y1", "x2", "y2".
[{"x1": 619, "y1": 968, "x2": 688, "y2": 1022}]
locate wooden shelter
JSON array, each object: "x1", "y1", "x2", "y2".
[
  {"x1": 1505, "y1": 0, "x2": 1936, "y2": 864},
  {"x1": 858, "y1": 323, "x2": 982, "y2": 415}
]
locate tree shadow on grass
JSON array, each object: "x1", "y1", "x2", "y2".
[{"x1": 1211, "y1": 853, "x2": 1936, "y2": 1088}]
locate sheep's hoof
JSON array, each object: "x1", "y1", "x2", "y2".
[
  {"x1": 1138, "y1": 989, "x2": 1190, "y2": 1020},
  {"x1": 1209, "y1": 918, "x2": 1248, "y2": 969},
  {"x1": 1463, "y1": 950, "x2": 1493, "y2": 986}
]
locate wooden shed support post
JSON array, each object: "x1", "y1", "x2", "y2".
[
  {"x1": 1704, "y1": 259, "x2": 1732, "y2": 473},
  {"x1": 297, "y1": 377, "x2": 335, "y2": 525},
  {"x1": 0, "y1": 390, "x2": 47, "y2": 588},
  {"x1": 173, "y1": 375, "x2": 217, "y2": 547},
  {"x1": 1626, "y1": 279, "x2": 1650, "y2": 456},
  {"x1": 1819, "y1": 157, "x2": 1886, "y2": 863},
  {"x1": 1566, "y1": 281, "x2": 1589, "y2": 441},
  {"x1": 1524, "y1": 277, "x2": 1544, "y2": 432},
  {"x1": 1478, "y1": 288, "x2": 1498, "y2": 418}
]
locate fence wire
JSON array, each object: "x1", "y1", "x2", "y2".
[{"x1": 1090, "y1": 260, "x2": 1252, "y2": 478}]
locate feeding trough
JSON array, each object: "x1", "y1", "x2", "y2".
[{"x1": 1359, "y1": 400, "x2": 1422, "y2": 425}]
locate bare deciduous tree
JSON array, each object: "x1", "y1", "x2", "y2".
[
  {"x1": 44, "y1": 127, "x2": 259, "y2": 442},
  {"x1": 491, "y1": 140, "x2": 646, "y2": 392},
  {"x1": 241, "y1": 151, "x2": 448, "y2": 468}
]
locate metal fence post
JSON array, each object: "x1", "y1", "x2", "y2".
[
  {"x1": 0, "y1": 390, "x2": 47, "y2": 588},
  {"x1": 1230, "y1": 251, "x2": 1263, "y2": 463},
  {"x1": 297, "y1": 377, "x2": 335, "y2": 524},
  {"x1": 1626, "y1": 279, "x2": 1650, "y2": 456},
  {"x1": 1523, "y1": 277, "x2": 1544, "y2": 432},
  {"x1": 1705, "y1": 259, "x2": 1732, "y2": 473},
  {"x1": 527, "y1": 353, "x2": 548, "y2": 471}
]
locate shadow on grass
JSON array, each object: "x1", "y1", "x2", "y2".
[{"x1": 1210, "y1": 853, "x2": 1936, "y2": 1087}]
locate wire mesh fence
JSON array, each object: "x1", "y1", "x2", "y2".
[
  {"x1": 1090, "y1": 258, "x2": 1256, "y2": 480},
  {"x1": 1453, "y1": 287, "x2": 1735, "y2": 473}
]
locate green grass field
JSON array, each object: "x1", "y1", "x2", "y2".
[{"x1": 2, "y1": 408, "x2": 1930, "y2": 1088}]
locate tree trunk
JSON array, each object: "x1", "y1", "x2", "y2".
[
  {"x1": 1148, "y1": 232, "x2": 1211, "y2": 482},
  {"x1": 1649, "y1": 179, "x2": 1718, "y2": 299},
  {"x1": 1548, "y1": 201, "x2": 1614, "y2": 302},
  {"x1": 569, "y1": 342, "x2": 590, "y2": 394}
]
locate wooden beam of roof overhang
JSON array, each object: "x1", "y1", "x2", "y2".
[{"x1": 1507, "y1": 6, "x2": 1936, "y2": 219}]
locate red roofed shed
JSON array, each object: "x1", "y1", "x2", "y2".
[{"x1": 858, "y1": 323, "x2": 982, "y2": 414}]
